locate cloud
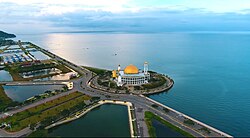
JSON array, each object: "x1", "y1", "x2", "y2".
[
  {"x1": 1, "y1": 0, "x2": 250, "y2": 34},
  {"x1": 0, "y1": 0, "x2": 132, "y2": 14}
]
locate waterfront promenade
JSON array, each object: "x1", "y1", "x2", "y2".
[{"x1": 0, "y1": 43, "x2": 233, "y2": 137}]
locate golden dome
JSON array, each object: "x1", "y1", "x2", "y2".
[{"x1": 124, "y1": 64, "x2": 139, "y2": 74}]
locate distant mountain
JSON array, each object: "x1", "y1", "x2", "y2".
[{"x1": 0, "y1": 31, "x2": 16, "y2": 39}]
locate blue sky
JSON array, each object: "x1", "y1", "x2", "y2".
[{"x1": 1, "y1": 0, "x2": 250, "y2": 33}]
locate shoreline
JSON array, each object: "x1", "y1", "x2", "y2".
[
  {"x1": 89, "y1": 72, "x2": 174, "y2": 95},
  {"x1": 0, "y1": 41, "x2": 233, "y2": 138},
  {"x1": 141, "y1": 95, "x2": 233, "y2": 137}
]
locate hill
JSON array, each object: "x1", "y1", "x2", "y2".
[{"x1": 0, "y1": 31, "x2": 16, "y2": 39}]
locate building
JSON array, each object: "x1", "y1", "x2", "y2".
[{"x1": 112, "y1": 62, "x2": 150, "y2": 86}]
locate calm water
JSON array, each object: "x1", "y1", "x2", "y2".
[
  {"x1": 30, "y1": 51, "x2": 50, "y2": 60},
  {"x1": 152, "y1": 119, "x2": 184, "y2": 137},
  {"x1": 48, "y1": 104, "x2": 130, "y2": 137},
  {"x1": 3, "y1": 85, "x2": 64, "y2": 102},
  {"x1": 34, "y1": 72, "x2": 76, "y2": 81},
  {"x1": 0, "y1": 70, "x2": 13, "y2": 81},
  {"x1": 17, "y1": 32, "x2": 250, "y2": 136}
]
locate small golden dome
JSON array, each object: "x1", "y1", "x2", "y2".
[{"x1": 124, "y1": 64, "x2": 139, "y2": 74}]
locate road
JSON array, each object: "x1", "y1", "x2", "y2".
[
  {"x1": 0, "y1": 45, "x2": 232, "y2": 137},
  {"x1": 0, "y1": 80, "x2": 68, "y2": 86}
]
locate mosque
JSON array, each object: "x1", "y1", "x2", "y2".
[{"x1": 112, "y1": 62, "x2": 150, "y2": 86}]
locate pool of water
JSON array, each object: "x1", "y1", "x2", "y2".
[
  {"x1": 8, "y1": 45, "x2": 21, "y2": 49},
  {"x1": 0, "y1": 45, "x2": 8, "y2": 50},
  {"x1": 48, "y1": 104, "x2": 130, "y2": 137},
  {"x1": 34, "y1": 72, "x2": 77, "y2": 81},
  {"x1": 30, "y1": 51, "x2": 50, "y2": 60},
  {"x1": 3, "y1": 85, "x2": 64, "y2": 102},
  {"x1": 152, "y1": 119, "x2": 184, "y2": 137},
  {"x1": 21, "y1": 68, "x2": 61, "y2": 78},
  {"x1": 0, "y1": 70, "x2": 13, "y2": 81}
]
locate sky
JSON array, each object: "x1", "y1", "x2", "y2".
[{"x1": 1, "y1": 0, "x2": 250, "y2": 33}]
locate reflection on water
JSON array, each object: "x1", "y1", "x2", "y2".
[
  {"x1": 48, "y1": 104, "x2": 130, "y2": 137},
  {"x1": 17, "y1": 33, "x2": 250, "y2": 136},
  {"x1": 21, "y1": 68, "x2": 61, "y2": 78},
  {"x1": 152, "y1": 119, "x2": 184, "y2": 137},
  {"x1": 0, "y1": 70, "x2": 13, "y2": 81},
  {"x1": 3, "y1": 85, "x2": 64, "y2": 102},
  {"x1": 30, "y1": 51, "x2": 50, "y2": 60},
  {"x1": 33, "y1": 72, "x2": 76, "y2": 81}
]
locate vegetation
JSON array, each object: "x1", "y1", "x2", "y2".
[
  {"x1": 144, "y1": 111, "x2": 194, "y2": 138},
  {"x1": 17, "y1": 63, "x2": 56, "y2": 73},
  {"x1": 83, "y1": 66, "x2": 108, "y2": 75},
  {"x1": 24, "y1": 88, "x2": 66, "y2": 105},
  {"x1": 56, "y1": 63, "x2": 72, "y2": 73},
  {"x1": 28, "y1": 129, "x2": 48, "y2": 137},
  {"x1": 142, "y1": 74, "x2": 166, "y2": 90},
  {"x1": 0, "y1": 31, "x2": 16, "y2": 39},
  {"x1": 0, "y1": 31, "x2": 16, "y2": 46},
  {"x1": 199, "y1": 127, "x2": 211, "y2": 134},
  {"x1": 90, "y1": 97, "x2": 101, "y2": 102},
  {"x1": 0, "y1": 40, "x2": 16, "y2": 46},
  {"x1": 4, "y1": 61, "x2": 71, "y2": 81},
  {"x1": 0, "y1": 85, "x2": 19, "y2": 112},
  {"x1": 144, "y1": 112, "x2": 157, "y2": 137},
  {"x1": 163, "y1": 108, "x2": 169, "y2": 113},
  {"x1": 0, "y1": 92, "x2": 91, "y2": 132},
  {"x1": 0, "y1": 56, "x2": 3, "y2": 62},
  {"x1": 151, "y1": 104, "x2": 159, "y2": 108},
  {"x1": 184, "y1": 119, "x2": 195, "y2": 126}
]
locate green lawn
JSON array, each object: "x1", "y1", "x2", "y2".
[
  {"x1": 142, "y1": 74, "x2": 167, "y2": 90},
  {"x1": 0, "y1": 91, "x2": 91, "y2": 132},
  {"x1": 144, "y1": 111, "x2": 194, "y2": 138}
]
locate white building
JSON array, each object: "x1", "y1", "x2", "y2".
[{"x1": 112, "y1": 62, "x2": 150, "y2": 86}]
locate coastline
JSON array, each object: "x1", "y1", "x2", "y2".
[{"x1": 0, "y1": 41, "x2": 233, "y2": 138}]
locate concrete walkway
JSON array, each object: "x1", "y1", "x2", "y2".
[{"x1": 0, "y1": 127, "x2": 31, "y2": 137}]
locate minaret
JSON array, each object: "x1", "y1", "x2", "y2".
[
  {"x1": 118, "y1": 65, "x2": 121, "y2": 71},
  {"x1": 144, "y1": 62, "x2": 148, "y2": 74}
]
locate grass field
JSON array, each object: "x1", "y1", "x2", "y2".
[
  {"x1": 0, "y1": 91, "x2": 91, "y2": 132},
  {"x1": 144, "y1": 111, "x2": 194, "y2": 138}
]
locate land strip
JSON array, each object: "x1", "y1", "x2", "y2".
[{"x1": 0, "y1": 92, "x2": 90, "y2": 132}]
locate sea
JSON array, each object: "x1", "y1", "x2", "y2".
[{"x1": 16, "y1": 32, "x2": 250, "y2": 136}]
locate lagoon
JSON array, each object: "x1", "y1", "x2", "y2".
[{"x1": 3, "y1": 85, "x2": 64, "y2": 102}]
